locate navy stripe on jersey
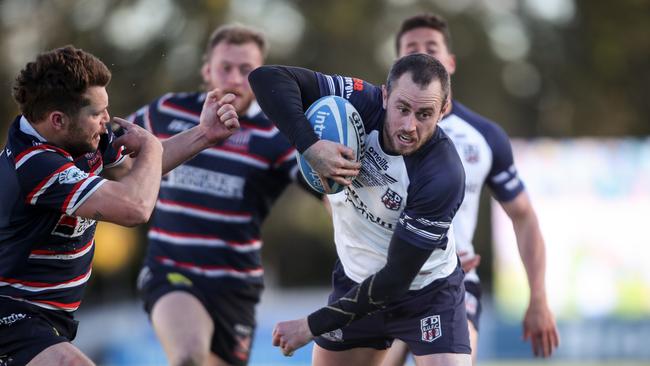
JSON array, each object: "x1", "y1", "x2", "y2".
[
  {"x1": 398, "y1": 129, "x2": 465, "y2": 250},
  {"x1": 450, "y1": 101, "x2": 524, "y2": 201},
  {"x1": 0, "y1": 116, "x2": 119, "y2": 312},
  {"x1": 129, "y1": 92, "x2": 296, "y2": 282},
  {"x1": 315, "y1": 73, "x2": 385, "y2": 133}
]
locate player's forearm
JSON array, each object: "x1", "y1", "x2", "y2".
[
  {"x1": 513, "y1": 212, "x2": 548, "y2": 301},
  {"x1": 160, "y1": 127, "x2": 211, "y2": 174},
  {"x1": 307, "y1": 236, "x2": 432, "y2": 336},
  {"x1": 118, "y1": 141, "x2": 163, "y2": 215}
]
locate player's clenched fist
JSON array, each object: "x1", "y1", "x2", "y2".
[
  {"x1": 272, "y1": 318, "x2": 314, "y2": 357},
  {"x1": 199, "y1": 89, "x2": 240, "y2": 144}
]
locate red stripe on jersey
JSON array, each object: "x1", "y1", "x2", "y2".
[
  {"x1": 161, "y1": 99, "x2": 201, "y2": 117},
  {"x1": 61, "y1": 173, "x2": 95, "y2": 211},
  {"x1": 157, "y1": 199, "x2": 251, "y2": 218},
  {"x1": 25, "y1": 162, "x2": 75, "y2": 203},
  {"x1": 0, "y1": 267, "x2": 91, "y2": 288},
  {"x1": 274, "y1": 147, "x2": 297, "y2": 167},
  {"x1": 209, "y1": 146, "x2": 271, "y2": 164},
  {"x1": 30, "y1": 238, "x2": 94, "y2": 256},
  {"x1": 239, "y1": 121, "x2": 276, "y2": 132},
  {"x1": 14, "y1": 144, "x2": 72, "y2": 164},
  {"x1": 30, "y1": 299, "x2": 81, "y2": 310},
  {"x1": 150, "y1": 227, "x2": 260, "y2": 246},
  {"x1": 155, "y1": 256, "x2": 263, "y2": 273}
]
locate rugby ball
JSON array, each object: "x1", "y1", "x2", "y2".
[{"x1": 297, "y1": 96, "x2": 365, "y2": 194}]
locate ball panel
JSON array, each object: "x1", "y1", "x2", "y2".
[{"x1": 297, "y1": 96, "x2": 364, "y2": 194}]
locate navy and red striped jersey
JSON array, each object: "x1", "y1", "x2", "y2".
[
  {"x1": 128, "y1": 92, "x2": 297, "y2": 286},
  {"x1": 0, "y1": 116, "x2": 125, "y2": 312}
]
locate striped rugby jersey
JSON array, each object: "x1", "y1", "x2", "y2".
[
  {"x1": 129, "y1": 92, "x2": 297, "y2": 286},
  {"x1": 315, "y1": 73, "x2": 466, "y2": 290},
  {"x1": 439, "y1": 101, "x2": 525, "y2": 283},
  {"x1": 0, "y1": 116, "x2": 125, "y2": 312}
]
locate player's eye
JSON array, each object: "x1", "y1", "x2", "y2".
[
  {"x1": 240, "y1": 65, "x2": 253, "y2": 75},
  {"x1": 417, "y1": 111, "x2": 432, "y2": 120}
]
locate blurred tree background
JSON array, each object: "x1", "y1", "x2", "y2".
[{"x1": 1, "y1": 0, "x2": 648, "y2": 303}]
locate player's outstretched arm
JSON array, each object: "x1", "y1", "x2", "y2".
[
  {"x1": 500, "y1": 191, "x2": 559, "y2": 357},
  {"x1": 159, "y1": 90, "x2": 239, "y2": 174},
  {"x1": 75, "y1": 118, "x2": 163, "y2": 226},
  {"x1": 249, "y1": 66, "x2": 360, "y2": 187}
]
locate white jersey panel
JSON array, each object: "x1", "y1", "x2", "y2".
[
  {"x1": 439, "y1": 115, "x2": 493, "y2": 282},
  {"x1": 329, "y1": 130, "x2": 457, "y2": 290}
]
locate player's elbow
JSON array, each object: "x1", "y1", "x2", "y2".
[{"x1": 119, "y1": 200, "x2": 154, "y2": 227}]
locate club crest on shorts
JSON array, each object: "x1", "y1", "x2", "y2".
[
  {"x1": 420, "y1": 315, "x2": 442, "y2": 342},
  {"x1": 381, "y1": 188, "x2": 402, "y2": 211}
]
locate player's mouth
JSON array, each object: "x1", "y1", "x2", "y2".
[{"x1": 397, "y1": 133, "x2": 416, "y2": 146}]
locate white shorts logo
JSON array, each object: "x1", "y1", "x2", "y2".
[
  {"x1": 420, "y1": 315, "x2": 442, "y2": 342},
  {"x1": 0, "y1": 313, "x2": 26, "y2": 326},
  {"x1": 321, "y1": 328, "x2": 344, "y2": 342}
]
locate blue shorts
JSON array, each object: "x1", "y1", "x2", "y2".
[
  {"x1": 137, "y1": 264, "x2": 262, "y2": 366},
  {"x1": 0, "y1": 297, "x2": 78, "y2": 366},
  {"x1": 314, "y1": 261, "x2": 471, "y2": 356},
  {"x1": 463, "y1": 281, "x2": 482, "y2": 331}
]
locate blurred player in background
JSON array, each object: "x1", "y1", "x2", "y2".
[
  {"x1": 382, "y1": 13, "x2": 559, "y2": 366},
  {"x1": 130, "y1": 24, "x2": 308, "y2": 366},
  {"x1": 250, "y1": 54, "x2": 470, "y2": 366},
  {"x1": 0, "y1": 45, "x2": 237, "y2": 366}
]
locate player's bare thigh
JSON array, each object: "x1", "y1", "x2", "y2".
[
  {"x1": 413, "y1": 352, "x2": 472, "y2": 366},
  {"x1": 467, "y1": 320, "x2": 478, "y2": 365},
  {"x1": 380, "y1": 339, "x2": 410, "y2": 366},
  {"x1": 151, "y1": 291, "x2": 214, "y2": 365},
  {"x1": 27, "y1": 342, "x2": 95, "y2": 366},
  {"x1": 312, "y1": 343, "x2": 388, "y2": 366}
]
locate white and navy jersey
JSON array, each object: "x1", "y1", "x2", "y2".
[
  {"x1": 129, "y1": 92, "x2": 297, "y2": 286},
  {"x1": 316, "y1": 74, "x2": 465, "y2": 290},
  {"x1": 439, "y1": 101, "x2": 525, "y2": 282},
  {"x1": 0, "y1": 116, "x2": 125, "y2": 312}
]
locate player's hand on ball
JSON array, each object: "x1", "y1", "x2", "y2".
[
  {"x1": 303, "y1": 140, "x2": 361, "y2": 190},
  {"x1": 199, "y1": 89, "x2": 240, "y2": 144},
  {"x1": 272, "y1": 318, "x2": 314, "y2": 357}
]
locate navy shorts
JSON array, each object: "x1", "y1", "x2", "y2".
[
  {"x1": 315, "y1": 261, "x2": 471, "y2": 356},
  {"x1": 0, "y1": 297, "x2": 78, "y2": 366},
  {"x1": 137, "y1": 265, "x2": 262, "y2": 366},
  {"x1": 463, "y1": 281, "x2": 482, "y2": 331}
]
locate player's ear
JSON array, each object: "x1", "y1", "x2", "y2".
[
  {"x1": 440, "y1": 98, "x2": 451, "y2": 117},
  {"x1": 447, "y1": 54, "x2": 457, "y2": 75},
  {"x1": 381, "y1": 84, "x2": 388, "y2": 109},
  {"x1": 200, "y1": 63, "x2": 210, "y2": 84},
  {"x1": 49, "y1": 111, "x2": 67, "y2": 131}
]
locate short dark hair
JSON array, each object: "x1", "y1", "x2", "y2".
[
  {"x1": 12, "y1": 45, "x2": 111, "y2": 122},
  {"x1": 386, "y1": 53, "x2": 450, "y2": 104},
  {"x1": 395, "y1": 13, "x2": 452, "y2": 54},
  {"x1": 204, "y1": 23, "x2": 268, "y2": 61}
]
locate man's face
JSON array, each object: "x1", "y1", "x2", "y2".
[
  {"x1": 398, "y1": 27, "x2": 456, "y2": 75},
  {"x1": 382, "y1": 73, "x2": 447, "y2": 156},
  {"x1": 63, "y1": 86, "x2": 110, "y2": 156},
  {"x1": 202, "y1": 41, "x2": 263, "y2": 115}
]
